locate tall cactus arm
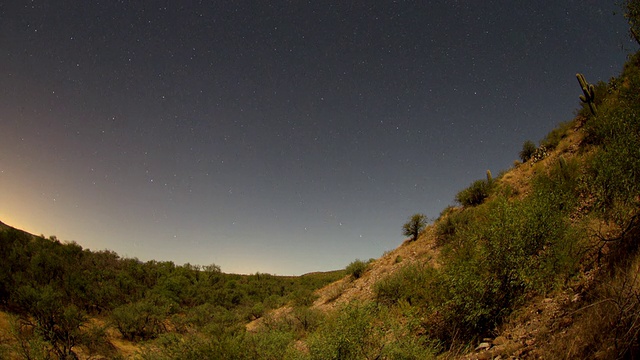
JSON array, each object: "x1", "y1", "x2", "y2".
[{"x1": 576, "y1": 73, "x2": 597, "y2": 116}]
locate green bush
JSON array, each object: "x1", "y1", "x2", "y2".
[
  {"x1": 587, "y1": 109, "x2": 640, "y2": 215},
  {"x1": 289, "y1": 288, "x2": 318, "y2": 307},
  {"x1": 455, "y1": 179, "x2": 492, "y2": 207},
  {"x1": 247, "y1": 302, "x2": 265, "y2": 320},
  {"x1": 519, "y1": 140, "x2": 537, "y2": 162},
  {"x1": 110, "y1": 299, "x2": 169, "y2": 341},
  {"x1": 291, "y1": 306, "x2": 324, "y2": 333},
  {"x1": 434, "y1": 189, "x2": 580, "y2": 343},
  {"x1": 345, "y1": 259, "x2": 369, "y2": 279},
  {"x1": 306, "y1": 303, "x2": 384, "y2": 360},
  {"x1": 435, "y1": 207, "x2": 472, "y2": 246},
  {"x1": 81, "y1": 323, "x2": 118, "y2": 358},
  {"x1": 580, "y1": 53, "x2": 640, "y2": 266},
  {"x1": 305, "y1": 302, "x2": 438, "y2": 360},
  {"x1": 139, "y1": 327, "x2": 297, "y2": 360},
  {"x1": 374, "y1": 262, "x2": 439, "y2": 306},
  {"x1": 402, "y1": 213, "x2": 427, "y2": 241},
  {"x1": 13, "y1": 284, "x2": 87, "y2": 358},
  {"x1": 381, "y1": 338, "x2": 438, "y2": 360}
]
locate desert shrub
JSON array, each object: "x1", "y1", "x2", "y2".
[
  {"x1": 140, "y1": 328, "x2": 296, "y2": 360},
  {"x1": 324, "y1": 282, "x2": 346, "y2": 303},
  {"x1": 581, "y1": 54, "x2": 640, "y2": 268},
  {"x1": 247, "y1": 302, "x2": 265, "y2": 321},
  {"x1": 435, "y1": 207, "x2": 472, "y2": 246},
  {"x1": 435, "y1": 216, "x2": 457, "y2": 245},
  {"x1": 533, "y1": 156, "x2": 583, "y2": 212},
  {"x1": 172, "y1": 303, "x2": 215, "y2": 333},
  {"x1": 243, "y1": 329, "x2": 297, "y2": 360},
  {"x1": 305, "y1": 302, "x2": 438, "y2": 360},
  {"x1": 110, "y1": 298, "x2": 169, "y2": 341},
  {"x1": 374, "y1": 262, "x2": 439, "y2": 306},
  {"x1": 455, "y1": 179, "x2": 492, "y2": 207},
  {"x1": 291, "y1": 306, "x2": 324, "y2": 333},
  {"x1": 519, "y1": 140, "x2": 537, "y2": 162},
  {"x1": 12, "y1": 284, "x2": 87, "y2": 359},
  {"x1": 289, "y1": 288, "x2": 318, "y2": 307},
  {"x1": 138, "y1": 332, "x2": 236, "y2": 360},
  {"x1": 381, "y1": 336, "x2": 438, "y2": 360},
  {"x1": 306, "y1": 303, "x2": 385, "y2": 360},
  {"x1": 402, "y1": 213, "x2": 427, "y2": 241},
  {"x1": 586, "y1": 105, "x2": 640, "y2": 219},
  {"x1": 201, "y1": 307, "x2": 244, "y2": 338},
  {"x1": 345, "y1": 259, "x2": 368, "y2": 279},
  {"x1": 433, "y1": 188, "x2": 580, "y2": 344},
  {"x1": 80, "y1": 323, "x2": 118, "y2": 358},
  {"x1": 7, "y1": 316, "x2": 52, "y2": 360}
]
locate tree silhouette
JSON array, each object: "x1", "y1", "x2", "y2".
[{"x1": 402, "y1": 213, "x2": 427, "y2": 241}]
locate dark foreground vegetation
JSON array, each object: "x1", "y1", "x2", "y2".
[{"x1": 0, "y1": 226, "x2": 344, "y2": 359}]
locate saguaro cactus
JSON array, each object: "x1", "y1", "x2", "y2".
[{"x1": 576, "y1": 73, "x2": 597, "y2": 115}]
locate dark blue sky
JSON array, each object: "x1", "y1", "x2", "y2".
[{"x1": 0, "y1": 1, "x2": 636, "y2": 274}]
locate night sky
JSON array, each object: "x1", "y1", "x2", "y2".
[{"x1": 0, "y1": 1, "x2": 636, "y2": 275}]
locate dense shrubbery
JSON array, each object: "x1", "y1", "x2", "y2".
[
  {"x1": 455, "y1": 178, "x2": 493, "y2": 207},
  {"x1": 374, "y1": 262, "x2": 439, "y2": 306},
  {"x1": 305, "y1": 303, "x2": 437, "y2": 360},
  {"x1": 582, "y1": 52, "x2": 640, "y2": 273},
  {"x1": 434, "y1": 206, "x2": 472, "y2": 246},
  {"x1": 111, "y1": 297, "x2": 171, "y2": 341},
  {"x1": 585, "y1": 54, "x2": 640, "y2": 219},
  {"x1": 0, "y1": 227, "x2": 344, "y2": 358}
]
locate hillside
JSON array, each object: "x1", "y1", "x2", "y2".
[
  {"x1": 245, "y1": 50, "x2": 640, "y2": 359},
  {"x1": 1, "y1": 50, "x2": 639, "y2": 360}
]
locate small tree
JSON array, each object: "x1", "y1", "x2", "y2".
[
  {"x1": 402, "y1": 213, "x2": 427, "y2": 241},
  {"x1": 455, "y1": 179, "x2": 491, "y2": 207},
  {"x1": 346, "y1": 259, "x2": 368, "y2": 279}
]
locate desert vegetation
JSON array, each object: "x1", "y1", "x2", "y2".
[
  {"x1": 0, "y1": 228, "x2": 344, "y2": 358},
  {"x1": 2, "y1": 5, "x2": 640, "y2": 359}
]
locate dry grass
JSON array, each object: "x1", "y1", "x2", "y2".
[
  {"x1": 497, "y1": 121, "x2": 586, "y2": 202},
  {"x1": 539, "y1": 256, "x2": 640, "y2": 359}
]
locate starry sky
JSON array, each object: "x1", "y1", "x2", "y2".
[{"x1": 0, "y1": 1, "x2": 636, "y2": 275}]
